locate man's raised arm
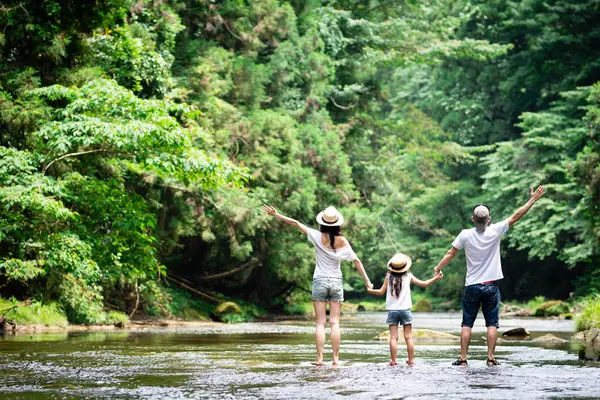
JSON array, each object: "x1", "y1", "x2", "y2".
[{"x1": 506, "y1": 186, "x2": 545, "y2": 228}]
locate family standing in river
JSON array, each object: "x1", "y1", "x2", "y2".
[{"x1": 262, "y1": 185, "x2": 545, "y2": 367}]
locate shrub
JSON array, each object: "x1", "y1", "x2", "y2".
[
  {"x1": 163, "y1": 287, "x2": 212, "y2": 321},
  {"x1": 576, "y1": 294, "x2": 600, "y2": 331},
  {"x1": 284, "y1": 302, "x2": 313, "y2": 315},
  {"x1": 413, "y1": 298, "x2": 432, "y2": 312},
  {"x1": 105, "y1": 311, "x2": 129, "y2": 326},
  {"x1": 0, "y1": 298, "x2": 68, "y2": 327},
  {"x1": 533, "y1": 300, "x2": 570, "y2": 317}
]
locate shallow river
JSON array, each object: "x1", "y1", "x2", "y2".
[{"x1": 1, "y1": 312, "x2": 598, "y2": 399}]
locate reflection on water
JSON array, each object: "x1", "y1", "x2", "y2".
[{"x1": 0, "y1": 313, "x2": 598, "y2": 399}]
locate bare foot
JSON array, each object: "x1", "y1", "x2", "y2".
[
  {"x1": 332, "y1": 357, "x2": 339, "y2": 366},
  {"x1": 406, "y1": 359, "x2": 415, "y2": 366},
  {"x1": 311, "y1": 361, "x2": 324, "y2": 366},
  {"x1": 389, "y1": 361, "x2": 397, "y2": 366}
]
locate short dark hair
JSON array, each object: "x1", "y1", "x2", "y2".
[{"x1": 473, "y1": 215, "x2": 488, "y2": 224}]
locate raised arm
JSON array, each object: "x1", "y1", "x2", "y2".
[
  {"x1": 262, "y1": 205, "x2": 308, "y2": 234},
  {"x1": 434, "y1": 247, "x2": 459, "y2": 273},
  {"x1": 353, "y1": 258, "x2": 373, "y2": 289},
  {"x1": 412, "y1": 271, "x2": 443, "y2": 288},
  {"x1": 506, "y1": 186, "x2": 545, "y2": 228},
  {"x1": 367, "y1": 277, "x2": 387, "y2": 296}
]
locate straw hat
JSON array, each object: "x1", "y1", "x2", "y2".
[
  {"x1": 387, "y1": 253, "x2": 412, "y2": 273},
  {"x1": 315, "y1": 206, "x2": 344, "y2": 226}
]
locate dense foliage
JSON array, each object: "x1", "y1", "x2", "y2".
[{"x1": 1, "y1": 0, "x2": 598, "y2": 322}]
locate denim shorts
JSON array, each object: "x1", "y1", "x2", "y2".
[
  {"x1": 462, "y1": 282, "x2": 501, "y2": 328},
  {"x1": 386, "y1": 309, "x2": 413, "y2": 326},
  {"x1": 312, "y1": 277, "x2": 344, "y2": 302}
]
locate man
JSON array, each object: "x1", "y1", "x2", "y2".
[{"x1": 434, "y1": 186, "x2": 545, "y2": 366}]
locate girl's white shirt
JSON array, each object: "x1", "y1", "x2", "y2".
[{"x1": 386, "y1": 272, "x2": 413, "y2": 310}]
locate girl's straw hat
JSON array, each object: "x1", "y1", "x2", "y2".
[
  {"x1": 387, "y1": 253, "x2": 412, "y2": 273},
  {"x1": 316, "y1": 206, "x2": 344, "y2": 226}
]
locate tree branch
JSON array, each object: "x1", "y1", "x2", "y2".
[
  {"x1": 164, "y1": 275, "x2": 222, "y2": 304},
  {"x1": 128, "y1": 279, "x2": 140, "y2": 318},
  {"x1": 43, "y1": 148, "x2": 112, "y2": 174},
  {"x1": 198, "y1": 261, "x2": 257, "y2": 281},
  {"x1": 329, "y1": 96, "x2": 356, "y2": 110}
]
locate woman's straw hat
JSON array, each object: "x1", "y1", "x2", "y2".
[
  {"x1": 316, "y1": 206, "x2": 344, "y2": 226},
  {"x1": 387, "y1": 253, "x2": 412, "y2": 273}
]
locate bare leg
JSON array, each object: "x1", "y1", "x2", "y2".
[
  {"x1": 312, "y1": 301, "x2": 327, "y2": 365},
  {"x1": 486, "y1": 326, "x2": 497, "y2": 360},
  {"x1": 404, "y1": 324, "x2": 415, "y2": 365},
  {"x1": 389, "y1": 325, "x2": 398, "y2": 365},
  {"x1": 460, "y1": 326, "x2": 472, "y2": 361},
  {"x1": 329, "y1": 300, "x2": 342, "y2": 365}
]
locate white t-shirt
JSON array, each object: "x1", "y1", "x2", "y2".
[
  {"x1": 307, "y1": 228, "x2": 357, "y2": 278},
  {"x1": 452, "y1": 220, "x2": 510, "y2": 286},
  {"x1": 386, "y1": 272, "x2": 413, "y2": 310}
]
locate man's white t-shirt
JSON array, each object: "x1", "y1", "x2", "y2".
[
  {"x1": 385, "y1": 272, "x2": 413, "y2": 310},
  {"x1": 307, "y1": 228, "x2": 357, "y2": 278},
  {"x1": 452, "y1": 220, "x2": 510, "y2": 286}
]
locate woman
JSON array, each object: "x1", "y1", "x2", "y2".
[{"x1": 262, "y1": 204, "x2": 372, "y2": 366}]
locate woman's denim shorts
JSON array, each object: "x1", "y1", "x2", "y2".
[
  {"x1": 312, "y1": 277, "x2": 344, "y2": 302},
  {"x1": 386, "y1": 309, "x2": 413, "y2": 326}
]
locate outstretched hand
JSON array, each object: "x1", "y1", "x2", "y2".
[
  {"x1": 529, "y1": 186, "x2": 545, "y2": 202},
  {"x1": 365, "y1": 282, "x2": 373, "y2": 290},
  {"x1": 434, "y1": 271, "x2": 443, "y2": 281},
  {"x1": 262, "y1": 204, "x2": 278, "y2": 217}
]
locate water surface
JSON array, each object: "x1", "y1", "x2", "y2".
[{"x1": 0, "y1": 312, "x2": 597, "y2": 399}]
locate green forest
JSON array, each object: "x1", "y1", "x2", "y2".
[{"x1": 1, "y1": 0, "x2": 599, "y2": 324}]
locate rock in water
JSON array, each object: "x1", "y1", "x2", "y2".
[
  {"x1": 579, "y1": 329, "x2": 600, "y2": 361},
  {"x1": 533, "y1": 301, "x2": 570, "y2": 317},
  {"x1": 412, "y1": 299, "x2": 432, "y2": 312},
  {"x1": 374, "y1": 328, "x2": 459, "y2": 342},
  {"x1": 532, "y1": 334, "x2": 567, "y2": 343},
  {"x1": 212, "y1": 301, "x2": 242, "y2": 322},
  {"x1": 502, "y1": 327, "x2": 530, "y2": 337}
]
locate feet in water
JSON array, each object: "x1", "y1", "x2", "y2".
[
  {"x1": 389, "y1": 361, "x2": 397, "y2": 366},
  {"x1": 486, "y1": 358, "x2": 500, "y2": 366},
  {"x1": 311, "y1": 361, "x2": 324, "y2": 366},
  {"x1": 452, "y1": 358, "x2": 468, "y2": 366},
  {"x1": 406, "y1": 359, "x2": 415, "y2": 366}
]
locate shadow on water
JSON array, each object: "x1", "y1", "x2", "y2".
[{"x1": 0, "y1": 313, "x2": 599, "y2": 399}]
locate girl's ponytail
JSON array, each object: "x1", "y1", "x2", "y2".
[{"x1": 389, "y1": 271, "x2": 406, "y2": 297}]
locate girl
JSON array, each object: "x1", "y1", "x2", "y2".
[
  {"x1": 262, "y1": 204, "x2": 372, "y2": 366},
  {"x1": 367, "y1": 253, "x2": 442, "y2": 366}
]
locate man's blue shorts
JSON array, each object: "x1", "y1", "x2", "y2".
[{"x1": 461, "y1": 282, "x2": 501, "y2": 328}]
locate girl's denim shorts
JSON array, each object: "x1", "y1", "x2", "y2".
[
  {"x1": 386, "y1": 309, "x2": 413, "y2": 326},
  {"x1": 312, "y1": 277, "x2": 344, "y2": 302}
]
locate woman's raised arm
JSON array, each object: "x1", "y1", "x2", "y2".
[{"x1": 262, "y1": 205, "x2": 308, "y2": 235}]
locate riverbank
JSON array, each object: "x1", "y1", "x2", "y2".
[{"x1": 3, "y1": 294, "x2": 594, "y2": 336}]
